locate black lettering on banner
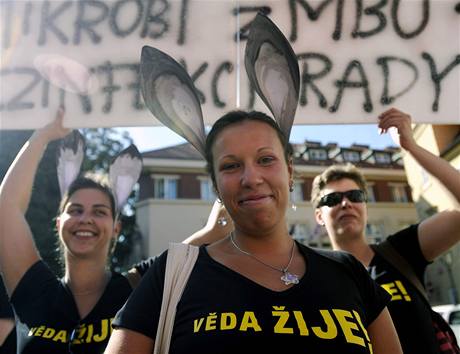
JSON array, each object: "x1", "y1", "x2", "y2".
[
  {"x1": 140, "y1": 0, "x2": 169, "y2": 39},
  {"x1": 332, "y1": 0, "x2": 345, "y2": 41},
  {"x1": 177, "y1": 0, "x2": 189, "y2": 45},
  {"x1": 78, "y1": 93, "x2": 93, "y2": 113},
  {"x1": 38, "y1": 1, "x2": 72, "y2": 46},
  {"x1": 97, "y1": 61, "x2": 122, "y2": 113},
  {"x1": 1, "y1": 1, "x2": 13, "y2": 49},
  {"x1": 110, "y1": 0, "x2": 143, "y2": 38},
  {"x1": 330, "y1": 59, "x2": 373, "y2": 113},
  {"x1": 74, "y1": 0, "x2": 109, "y2": 45},
  {"x1": 288, "y1": 0, "x2": 336, "y2": 42},
  {"x1": 376, "y1": 56, "x2": 418, "y2": 105},
  {"x1": 179, "y1": 60, "x2": 208, "y2": 104},
  {"x1": 297, "y1": 52, "x2": 332, "y2": 108},
  {"x1": 24, "y1": 2, "x2": 34, "y2": 36},
  {"x1": 422, "y1": 52, "x2": 460, "y2": 112},
  {"x1": 0, "y1": 68, "x2": 41, "y2": 111},
  {"x1": 352, "y1": 0, "x2": 387, "y2": 39},
  {"x1": 212, "y1": 61, "x2": 233, "y2": 108},
  {"x1": 41, "y1": 79, "x2": 50, "y2": 108},
  {"x1": 123, "y1": 63, "x2": 144, "y2": 110},
  {"x1": 391, "y1": 0, "x2": 429, "y2": 39},
  {"x1": 232, "y1": 6, "x2": 272, "y2": 42}
]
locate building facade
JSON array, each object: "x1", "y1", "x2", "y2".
[
  {"x1": 403, "y1": 124, "x2": 460, "y2": 305},
  {"x1": 136, "y1": 141, "x2": 418, "y2": 260}
]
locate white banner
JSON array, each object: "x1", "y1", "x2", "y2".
[{"x1": 1, "y1": 0, "x2": 459, "y2": 129}]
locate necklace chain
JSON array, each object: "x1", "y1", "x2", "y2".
[{"x1": 230, "y1": 232, "x2": 299, "y2": 285}]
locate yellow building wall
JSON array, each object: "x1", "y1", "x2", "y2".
[{"x1": 402, "y1": 124, "x2": 460, "y2": 305}]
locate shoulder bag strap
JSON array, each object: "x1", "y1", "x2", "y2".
[
  {"x1": 154, "y1": 243, "x2": 200, "y2": 354},
  {"x1": 370, "y1": 240, "x2": 429, "y2": 302}
]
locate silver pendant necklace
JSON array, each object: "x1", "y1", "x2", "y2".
[{"x1": 230, "y1": 232, "x2": 299, "y2": 286}]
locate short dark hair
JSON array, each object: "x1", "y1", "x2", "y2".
[
  {"x1": 311, "y1": 163, "x2": 368, "y2": 208},
  {"x1": 58, "y1": 174, "x2": 117, "y2": 221},
  {"x1": 204, "y1": 110, "x2": 293, "y2": 191}
]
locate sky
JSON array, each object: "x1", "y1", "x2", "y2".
[{"x1": 121, "y1": 124, "x2": 397, "y2": 153}]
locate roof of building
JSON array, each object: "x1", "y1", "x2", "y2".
[
  {"x1": 142, "y1": 143, "x2": 203, "y2": 160},
  {"x1": 142, "y1": 141, "x2": 404, "y2": 169}
]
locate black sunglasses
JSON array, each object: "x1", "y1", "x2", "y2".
[{"x1": 317, "y1": 189, "x2": 366, "y2": 208}]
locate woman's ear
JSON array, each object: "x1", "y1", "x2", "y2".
[
  {"x1": 113, "y1": 219, "x2": 122, "y2": 237},
  {"x1": 315, "y1": 208, "x2": 325, "y2": 226}
]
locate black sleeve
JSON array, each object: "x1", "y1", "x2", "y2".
[
  {"x1": 10, "y1": 261, "x2": 57, "y2": 320},
  {"x1": 112, "y1": 250, "x2": 168, "y2": 339},
  {"x1": 387, "y1": 224, "x2": 429, "y2": 282},
  {"x1": 0, "y1": 277, "x2": 13, "y2": 319},
  {"x1": 132, "y1": 257, "x2": 157, "y2": 277}
]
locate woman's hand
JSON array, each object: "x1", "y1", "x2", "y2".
[
  {"x1": 378, "y1": 108, "x2": 417, "y2": 151},
  {"x1": 33, "y1": 106, "x2": 71, "y2": 143}
]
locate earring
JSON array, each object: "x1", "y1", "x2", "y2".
[
  {"x1": 217, "y1": 217, "x2": 228, "y2": 227},
  {"x1": 289, "y1": 180, "x2": 297, "y2": 211}
]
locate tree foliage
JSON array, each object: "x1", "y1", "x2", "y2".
[{"x1": 0, "y1": 128, "x2": 141, "y2": 276}]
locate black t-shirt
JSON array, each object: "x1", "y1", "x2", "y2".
[
  {"x1": 0, "y1": 276, "x2": 16, "y2": 354},
  {"x1": 10, "y1": 261, "x2": 132, "y2": 354},
  {"x1": 368, "y1": 224, "x2": 438, "y2": 354},
  {"x1": 0, "y1": 330, "x2": 16, "y2": 354},
  {"x1": 0, "y1": 279, "x2": 13, "y2": 320},
  {"x1": 114, "y1": 243, "x2": 390, "y2": 354}
]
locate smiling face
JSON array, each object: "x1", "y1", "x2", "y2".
[
  {"x1": 56, "y1": 188, "x2": 120, "y2": 261},
  {"x1": 212, "y1": 120, "x2": 292, "y2": 235},
  {"x1": 315, "y1": 178, "x2": 368, "y2": 247}
]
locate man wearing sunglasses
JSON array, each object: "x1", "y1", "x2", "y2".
[{"x1": 311, "y1": 108, "x2": 460, "y2": 354}]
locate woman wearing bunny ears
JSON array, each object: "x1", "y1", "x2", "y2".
[
  {"x1": 106, "y1": 13, "x2": 402, "y2": 354},
  {"x1": 0, "y1": 107, "x2": 143, "y2": 354}
]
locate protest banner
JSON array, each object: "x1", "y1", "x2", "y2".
[{"x1": 1, "y1": 0, "x2": 459, "y2": 129}]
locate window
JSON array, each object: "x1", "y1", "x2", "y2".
[
  {"x1": 366, "y1": 184, "x2": 376, "y2": 202},
  {"x1": 290, "y1": 223, "x2": 309, "y2": 244},
  {"x1": 450, "y1": 310, "x2": 460, "y2": 325},
  {"x1": 200, "y1": 178, "x2": 216, "y2": 201},
  {"x1": 390, "y1": 184, "x2": 408, "y2": 203},
  {"x1": 309, "y1": 149, "x2": 328, "y2": 160},
  {"x1": 366, "y1": 222, "x2": 384, "y2": 242},
  {"x1": 292, "y1": 180, "x2": 304, "y2": 202},
  {"x1": 151, "y1": 175, "x2": 178, "y2": 199},
  {"x1": 374, "y1": 152, "x2": 391, "y2": 164},
  {"x1": 342, "y1": 151, "x2": 360, "y2": 162}
]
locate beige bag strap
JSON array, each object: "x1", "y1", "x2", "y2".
[{"x1": 153, "y1": 243, "x2": 200, "y2": 354}]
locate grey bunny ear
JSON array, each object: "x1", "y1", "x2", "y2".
[
  {"x1": 140, "y1": 46, "x2": 206, "y2": 156},
  {"x1": 245, "y1": 13, "x2": 300, "y2": 139},
  {"x1": 109, "y1": 144, "x2": 143, "y2": 212},
  {"x1": 56, "y1": 131, "x2": 85, "y2": 196}
]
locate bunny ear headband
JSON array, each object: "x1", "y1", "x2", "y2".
[
  {"x1": 56, "y1": 131, "x2": 143, "y2": 213},
  {"x1": 140, "y1": 12, "x2": 300, "y2": 155}
]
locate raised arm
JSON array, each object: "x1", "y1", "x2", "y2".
[
  {"x1": 378, "y1": 108, "x2": 460, "y2": 261},
  {"x1": 0, "y1": 107, "x2": 70, "y2": 294}
]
